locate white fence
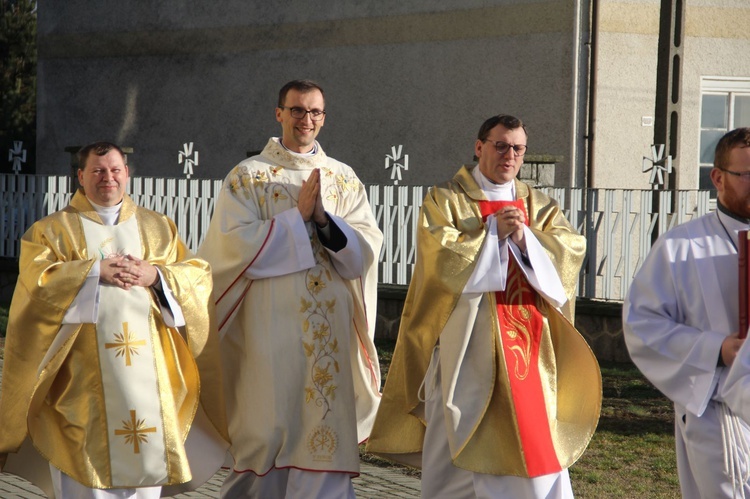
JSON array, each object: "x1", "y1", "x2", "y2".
[{"x1": 0, "y1": 174, "x2": 712, "y2": 301}]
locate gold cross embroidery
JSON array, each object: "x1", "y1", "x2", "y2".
[
  {"x1": 104, "y1": 322, "x2": 147, "y2": 366},
  {"x1": 114, "y1": 410, "x2": 157, "y2": 454}
]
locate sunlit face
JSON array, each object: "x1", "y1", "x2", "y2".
[
  {"x1": 275, "y1": 88, "x2": 326, "y2": 153},
  {"x1": 474, "y1": 125, "x2": 527, "y2": 184},
  {"x1": 77, "y1": 149, "x2": 129, "y2": 207},
  {"x1": 712, "y1": 145, "x2": 750, "y2": 219}
]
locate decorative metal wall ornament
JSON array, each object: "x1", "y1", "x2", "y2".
[
  {"x1": 178, "y1": 142, "x2": 199, "y2": 179},
  {"x1": 385, "y1": 145, "x2": 409, "y2": 185},
  {"x1": 9, "y1": 141, "x2": 27, "y2": 174},
  {"x1": 642, "y1": 144, "x2": 673, "y2": 186}
]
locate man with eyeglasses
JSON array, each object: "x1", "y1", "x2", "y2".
[
  {"x1": 367, "y1": 114, "x2": 599, "y2": 498},
  {"x1": 625, "y1": 128, "x2": 750, "y2": 498},
  {"x1": 198, "y1": 79, "x2": 383, "y2": 498}
]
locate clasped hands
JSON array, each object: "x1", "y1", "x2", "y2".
[
  {"x1": 494, "y1": 206, "x2": 527, "y2": 253},
  {"x1": 100, "y1": 255, "x2": 159, "y2": 290},
  {"x1": 298, "y1": 168, "x2": 328, "y2": 228}
]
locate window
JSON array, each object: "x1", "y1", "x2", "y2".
[{"x1": 699, "y1": 77, "x2": 750, "y2": 194}]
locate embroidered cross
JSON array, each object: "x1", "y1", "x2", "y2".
[
  {"x1": 105, "y1": 322, "x2": 147, "y2": 366},
  {"x1": 114, "y1": 410, "x2": 157, "y2": 454}
]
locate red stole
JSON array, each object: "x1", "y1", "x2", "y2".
[{"x1": 479, "y1": 200, "x2": 562, "y2": 477}]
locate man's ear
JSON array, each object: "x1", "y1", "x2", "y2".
[
  {"x1": 710, "y1": 167, "x2": 724, "y2": 192},
  {"x1": 475, "y1": 139, "x2": 484, "y2": 160}
]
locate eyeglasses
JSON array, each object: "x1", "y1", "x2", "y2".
[
  {"x1": 279, "y1": 106, "x2": 326, "y2": 121},
  {"x1": 718, "y1": 167, "x2": 750, "y2": 181},
  {"x1": 484, "y1": 140, "x2": 527, "y2": 156}
]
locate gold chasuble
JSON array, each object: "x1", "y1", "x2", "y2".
[
  {"x1": 0, "y1": 191, "x2": 229, "y2": 494},
  {"x1": 366, "y1": 166, "x2": 601, "y2": 477}
]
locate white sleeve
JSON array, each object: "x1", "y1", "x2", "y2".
[
  {"x1": 508, "y1": 226, "x2": 567, "y2": 307},
  {"x1": 623, "y1": 237, "x2": 724, "y2": 417},
  {"x1": 243, "y1": 208, "x2": 316, "y2": 279},
  {"x1": 464, "y1": 217, "x2": 509, "y2": 293},
  {"x1": 62, "y1": 260, "x2": 101, "y2": 324}
]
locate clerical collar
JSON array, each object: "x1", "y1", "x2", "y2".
[
  {"x1": 278, "y1": 138, "x2": 318, "y2": 157},
  {"x1": 717, "y1": 201, "x2": 750, "y2": 225},
  {"x1": 88, "y1": 197, "x2": 123, "y2": 226},
  {"x1": 472, "y1": 166, "x2": 515, "y2": 201}
]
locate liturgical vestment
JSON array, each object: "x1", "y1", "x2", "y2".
[
  {"x1": 626, "y1": 209, "x2": 750, "y2": 498},
  {"x1": 0, "y1": 191, "x2": 229, "y2": 497},
  {"x1": 198, "y1": 138, "x2": 383, "y2": 477},
  {"x1": 367, "y1": 166, "x2": 601, "y2": 480}
]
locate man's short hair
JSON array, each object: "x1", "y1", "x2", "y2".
[
  {"x1": 278, "y1": 79, "x2": 325, "y2": 107},
  {"x1": 477, "y1": 114, "x2": 527, "y2": 142},
  {"x1": 77, "y1": 142, "x2": 126, "y2": 171},
  {"x1": 714, "y1": 127, "x2": 750, "y2": 170}
]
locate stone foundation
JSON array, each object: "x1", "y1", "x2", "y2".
[{"x1": 376, "y1": 284, "x2": 628, "y2": 363}]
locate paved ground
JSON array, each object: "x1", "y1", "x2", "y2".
[
  {"x1": 0, "y1": 463, "x2": 420, "y2": 498},
  {"x1": 0, "y1": 356, "x2": 421, "y2": 498}
]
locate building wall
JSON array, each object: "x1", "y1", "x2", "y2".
[
  {"x1": 593, "y1": 0, "x2": 660, "y2": 190},
  {"x1": 678, "y1": 2, "x2": 750, "y2": 189},
  {"x1": 592, "y1": 0, "x2": 750, "y2": 190},
  {"x1": 36, "y1": 1, "x2": 585, "y2": 187}
]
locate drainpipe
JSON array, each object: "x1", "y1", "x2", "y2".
[{"x1": 586, "y1": 0, "x2": 600, "y2": 189}]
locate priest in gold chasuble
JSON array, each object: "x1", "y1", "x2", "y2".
[
  {"x1": 0, "y1": 142, "x2": 229, "y2": 499},
  {"x1": 366, "y1": 115, "x2": 601, "y2": 498}
]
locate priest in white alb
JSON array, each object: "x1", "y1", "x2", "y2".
[
  {"x1": 197, "y1": 80, "x2": 383, "y2": 499},
  {"x1": 625, "y1": 127, "x2": 750, "y2": 498},
  {"x1": 0, "y1": 142, "x2": 229, "y2": 498}
]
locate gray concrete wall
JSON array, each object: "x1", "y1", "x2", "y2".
[{"x1": 36, "y1": 1, "x2": 584, "y2": 187}]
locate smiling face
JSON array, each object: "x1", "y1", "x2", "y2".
[
  {"x1": 77, "y1": 149, "x2": 129, "y2": 207},
  {"x1": 475, "y1": 124, "x2": 527, "y2": 184},
  {"x1": 276, "y1": 88, "x2": 326, "y2": 153}
]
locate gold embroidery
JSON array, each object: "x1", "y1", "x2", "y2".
[
  {"x1": 300, "y1": 267, "x2": 339, "y2": 419},
  {"x1": 336, "y1": 174, "x2": 355, "y2": 192},
  {"x1": 114, "y1": 410, "x2": 157, "y2": 454},
  {"x1": 104, "y1": 322, "x2": 147, "y2": 367},
  {"x1": 270, "y1": 166, "x2": 284, "y2": 176},
  {"x1": 271, "y1": 188, "x2": 288, "y2": 203},
  {"x1": 252, "y1": 170, "x2": 268, "y2": 187},
  {"x1": 306, "y1": 425, "x2": 338, "y2": 462},
  {"x1": 306, "y1": 271, "x2": 327, "y2": 294},
  {"x1": 502, "y1": 271, "x2": 533, "y2": 380}
]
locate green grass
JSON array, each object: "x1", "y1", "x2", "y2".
[{"x1": 364, "y1": 340, "x2": 680, "y2": 498}]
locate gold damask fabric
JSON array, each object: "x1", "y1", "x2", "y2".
[
  {"x1": 0, "y1": 190, "x2": 228, "y2": 491},
  {"x1": 366, "y1": 165, "x2": 601, "y2": 476}
]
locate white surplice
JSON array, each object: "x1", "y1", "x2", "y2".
[
  {"x1": 198, "y1": 138, "x2": 383, "y2": 481},
  {"x1": 624, "y1": 209, "x2": 750, "y2": 498},
  {"x1": 421, "y1": 168, "x2": 573, "y2": 499}
]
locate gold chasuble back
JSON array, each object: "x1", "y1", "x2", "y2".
[{"x1": 366, "y1": 166, "x2": 601, "y2": 477}]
